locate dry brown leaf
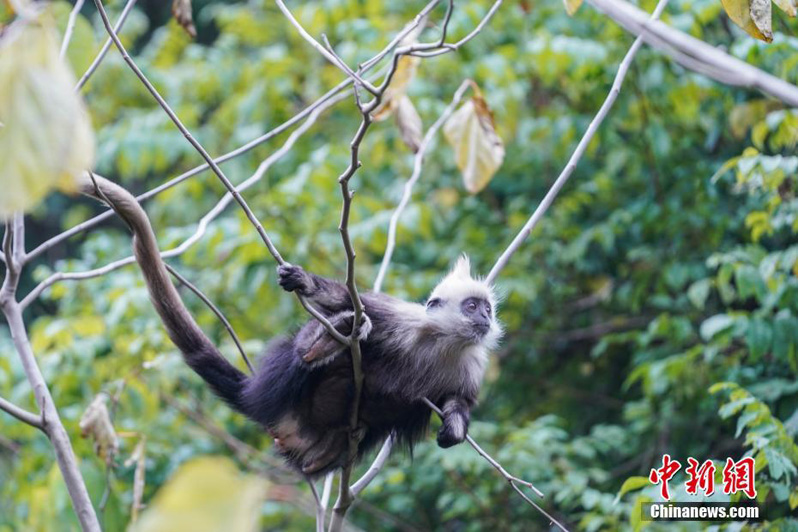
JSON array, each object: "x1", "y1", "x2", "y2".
[
  {"x1": 721, "y1": 0, "x2": 773, "y2": 42},
  {"x1": 564, "y1": 0, "x2": 583, "y2": 16},
  {"x1": 79, "y1": 394, "x2": 118, "y2": 464},
  {"x1": 172, "y1": 0, "x2": 196, "y2": 39},
  {"x1": 125, "y1": 437, "x2": 147, "y2": 523},
  {"x1": 394, "y1": 96, "x2": 423, "y2": 153},
  {"x1": 774, "y1": 0, "x2": 797, "y2": 16},
  {"x1": 443, "y1": 91, "x2": 505, "y2": 194}
]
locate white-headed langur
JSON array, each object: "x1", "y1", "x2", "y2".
[{"x1": 79, "y1": 173, "x2": 502, "y2": 475}]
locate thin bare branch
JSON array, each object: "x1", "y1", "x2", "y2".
[
  {"x1": 350, "y1": 433, "x2": 394, "y2": 496},
  {"x1": 374, "y1": 79, "x2": 471, "y2": 292},
  {"x1": 75, "y1": 0, "x2": 138, "y2": 91},
  {"x1": 91, "y1": 0, "x2": 284, "y2": 265},
  {"x1": 29, "y1": 0, "x2": 466, "y2": 264},
  {"x1": 420, "y1": 399, "x2": 567, "y2": 529},
  {"x1": 164, "y1": 263, "x2": 253, "y2": 373},
  {"x1": 358, "y1": 0, "x2": 441, "y2": 72},
  {"x1": 60, "y1": 0, "x2": 86, "y2": 59},
  {"x1": 0, "y1": 215, "x2": 100, "y2": 531},
  {"x1": 0, "y1": 395, "x2": 43, "y2": 430},
  {"x1": 409, "y1": 0, "x2": 502, "y2": 58},
  {"x1": 274, "y1": 0, "x2": 379, "y2": 95},
  {"x1": 487, "y1": 0, "x2": 670, "y2": 284}
]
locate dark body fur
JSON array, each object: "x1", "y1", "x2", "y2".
[
  {"x1": 78, "y1": 174, "x2": 495, "y2": 476},
  {"x1": 240, "y1": 269, "x2": 482, "y2": 474}
]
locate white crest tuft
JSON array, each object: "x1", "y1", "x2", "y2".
[{"x1": 452, "y1": 254, "x2": 471, "y2": 278}]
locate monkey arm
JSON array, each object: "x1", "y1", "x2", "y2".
[
  {"x1": 278, "y1": 264, "x2": 353, "y2": 315},
  {"x1": 436, "y1": 395, "x2": 471, "y2": 448},
  {"x1": 294, "y1": 311, "x2": 372, "y2": 364}
]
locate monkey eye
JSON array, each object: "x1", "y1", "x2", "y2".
[
  {"x1": 427, "y1": 298, "x2": 442, "y2": 309},
  {"x1": 486, "y1": 304, "x2": 492, "y2": 315},
  {"x1": 466, "y1": 301, "x2": 478, "y2": 312}
]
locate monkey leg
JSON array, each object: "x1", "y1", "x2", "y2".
[{"x1": 301, "y1": 429, "x2": 348, "y2": 474}]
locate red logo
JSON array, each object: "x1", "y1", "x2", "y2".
[
  {"x1": 648, "y1": 455, "x2": 757, "y2": 500},
  {"x1": 722, "y1": 457, "x2": 757, "y2": 499},
  {"x1": 685, "y1": 458, "x2": 716, "y2": 496},
  {"x1": 649, "y1": 454, "x2": 682, "y2": 500}
]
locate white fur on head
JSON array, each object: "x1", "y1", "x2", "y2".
[
  {"x1": 430, "y1": 255, "x2": 496, "y2": 309},
  {"x1": 427, "y1": 255, "x2": 502, "y2": 350}
]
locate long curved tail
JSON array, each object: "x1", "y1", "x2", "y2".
[{"x1": 78, "y1": 173, "x2": 248, "y2": 411}]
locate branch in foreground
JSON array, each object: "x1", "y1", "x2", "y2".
[
  {"x1": 274, "y1": 0, "x2": 377, "y2": 95},
  {"x1": 0, "y1": 395, "x2": 43, "y2": 430},
  {"x1": 487, "y1": 0, "x2": 670, "y2": 284},
  {"x1": 586, "y1": 0, "x2": 798, "y2": 106}
]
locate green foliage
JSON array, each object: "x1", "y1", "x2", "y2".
[{"x1": 2, "y1": 0, "x2": 798, "y2": 530}]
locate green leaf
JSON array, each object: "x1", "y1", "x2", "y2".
[
  {"x1": 700, "y1": 314, "x2": 734, "y2": 341},
  {"x1": 615, "y1": 476, "x2": 650, "y2": 503},
  {"x1": 687, "y1": 279, "x2": 711, "y2": 310},
  {"x1": 745, "y1": 317, "x2": 773, "y2": 361}
]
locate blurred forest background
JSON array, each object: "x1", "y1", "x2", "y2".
[{"x1": 1, "y1": 0, "x2": 798, "y2": 530}]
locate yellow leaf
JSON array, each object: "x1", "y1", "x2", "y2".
[
  {"x1": 0, "y1": 15, "x2": 95, "y2": 216},
  {"x1": 774, "y1": 0, "x2": 798, "y2": 16},
  {"x1": 130, "y1": 456, "x2": 267, "y2": 532},
  {"x1": 564, "y1": 0, "x2": 583, "y2": 16},
  {"x1": 721, "y1": 0, "x2": 773, "y2": 42},
  {"x1": 394, "y1": 96, "x2": 423, "y2": 153},
  {"x1": 372, "y1": 55, "x2": 420, "y2": 121},
  {"x1": 443, "y1": 92, "x2": 505, "y2": 194}
]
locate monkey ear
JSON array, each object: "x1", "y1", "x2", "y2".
[{"x1": 452, "y1": 254, "x2": 471, "y2": 278}]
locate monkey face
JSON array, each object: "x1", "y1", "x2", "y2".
[{"x1": 460, "y1": 297, "x2": 493, "y2": 337}]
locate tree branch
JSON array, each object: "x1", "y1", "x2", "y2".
[
  {"x1": 0, "y1": 216, "x2": 101, "y2": 531},
  {"x1": 421, "y1": 399, "x2": 567, "y2": 531},
  {"x1": 586, "y1": 0, "x2": 798, "y2": 106},
  {"x1": 274, "y1": 0, "x2": 379, "y2": 95},
  {"x1": 75, "y1": 0, "x2": 138, "y2": 91},
  {"x1": 408, "y1": 0, "x2": 502, "y2": 58},
  {"x1": 91, "y1": 0, "x2": 285, "y2": 264},
  {"x1": 487, "y1": 0, "x2": 670, "y2": 284},
  {"x1": 374, "y1": 79, "x2": 472, "y2": 292},
  {"x1": 59, "y1": 0, "x2": 86, "y2": 59},
  {"x1": 0, "y1": 395, "x2": 43, "y2": 430}
]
